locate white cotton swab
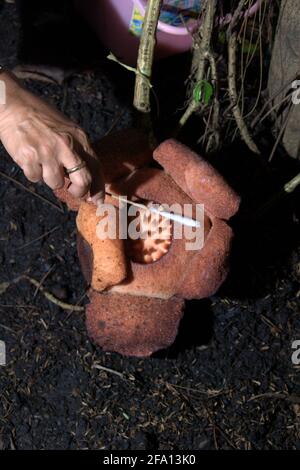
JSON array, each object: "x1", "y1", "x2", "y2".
[{"x1": 106, "y1": 192, "x2": 201, "y2": 229}]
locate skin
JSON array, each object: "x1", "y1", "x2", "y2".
[{"x1": 0, "y1": 71, "x2": 104, "y2": 203}]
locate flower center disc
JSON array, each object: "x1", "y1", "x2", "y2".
[{"x1": 127, "y1": 205, "x2": 172, "y2": 264}]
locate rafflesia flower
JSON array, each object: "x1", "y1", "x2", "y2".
[{"x1": 55, "y1": 129, "x2": 240, "y2": 357}]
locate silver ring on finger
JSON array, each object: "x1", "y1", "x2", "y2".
[{"x1": 65, "y1": 162, "x2": 87, "y2": 175}]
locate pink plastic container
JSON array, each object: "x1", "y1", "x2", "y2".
[{"x1": 76, "y1": 0, "x2": 196, "y2": 65}]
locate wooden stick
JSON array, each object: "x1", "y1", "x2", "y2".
[
  {"x1": 133, "y1": 0, "x2": 163, "y2": 113},
  {"x1": 106, "y1": 192, "x2": 201, "y2": 228}
]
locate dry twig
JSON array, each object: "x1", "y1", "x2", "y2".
[
  {"x1": 92, "y1": 364, "x2": 126, "y2": 380},
  {"x1": 0, "y1": 170, "x2": 64, "y2": 213},
  {"x1": 206, "y1": 52, "x2": 220, "y2": 151},
  {"x1": 16, "y1": 226, "x2": 60, "y2": 251},
  {"x1": 21, "y1": 275, "x2": 85, "y2": 312},
  {"x1": 253, "y1": 169, "x2": 300, "y2": 221}
]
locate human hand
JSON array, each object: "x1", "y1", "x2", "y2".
[{"x1": 0, "y1": 71, "x2": 104, "y2": 203}]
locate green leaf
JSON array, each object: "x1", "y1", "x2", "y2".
[{"x1": 193, "y1": 80, "x2": 214, "y2": 104}]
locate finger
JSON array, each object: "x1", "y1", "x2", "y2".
[
  {"x1": 42, "y1": 163, "x2": 65, "y2": 191},
  {"x1": 59, "y1": 149, "x2": 92, "y2": 199},
  {"x1": 67, "y1": 166, "x2": 92, "y2": 199},
  {"x1": 22, "y1": 163, "x2": 43, "y2": 183}
]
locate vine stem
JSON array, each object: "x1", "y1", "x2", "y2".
[
  {"x1": 178, "y1": 0, "x2": 217, "y2": 129},
  {"x1": 228, "y1": 31, "x2": 260, "y2": 154},
  {"x1": 133, "y1": 0, "x2": 163, "y2": 113}
]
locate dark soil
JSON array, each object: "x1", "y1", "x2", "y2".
[{"x1": 0, "y1": 1, "x2": 300, "y2": 450}]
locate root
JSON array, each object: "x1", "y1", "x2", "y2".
[{"x1": 228, "y1": 32, "x2": 260, "y2": 154}]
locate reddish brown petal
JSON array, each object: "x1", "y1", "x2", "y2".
[
  {"x1": 86, "y1": 291, "x2": 185, "y2": 357},
  {"x1": 154, "y1": 139, "x2": 240, "y2": 220},
  {"x1": 177, "y1": 217, "x2": 234, "y2": 299},
  {"x1": 93, "y1": 128, "x2": 153, "y2": 183}
]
